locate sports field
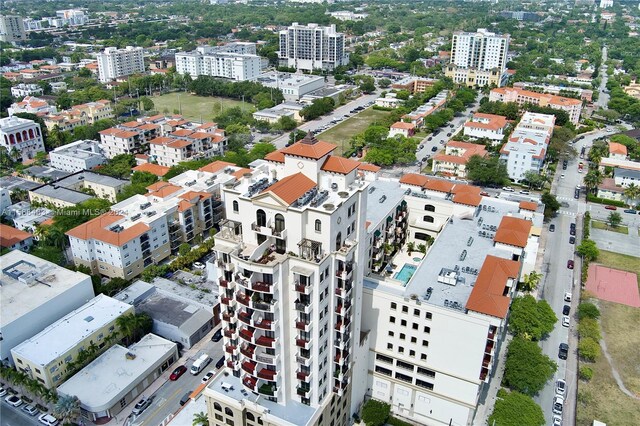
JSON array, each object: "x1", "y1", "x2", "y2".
[
  {"x1": 318, "y1": 108, "x2": 391, "y2": 156},
  {"x1": 151, "y1": 92, "x2": 253, "y2": 121}
]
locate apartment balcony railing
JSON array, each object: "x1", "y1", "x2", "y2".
[
  {"x1": 252, "y1": 298, "x2": 276, "y2": 312},
  {"x1": 243, "y1": 375, "x2": 257, "y2": 391},
  {"x1": 334, "y1": 285, "x2": 352, "y2": 298},
  {"x1": 240, "y1": 345, "x2": 255, "y2": 359},
  {"x1": 237, "y1": 293, "x2": 251, "y2": 308},
  {"x1": 239, "y1": 328, "x2": 254, "y2": 342},
  {"x1": 296, "y1": 386, "x2": 310, "y2": 397},
  {"x1": 335, "y1": 302, "x2": 351, "y2": 315},
  {"x1": 222, "y1": 311, "x2": 236, "y2": 324},
  {"x1": 296, "y1": 352, "x2": 311, "y2": 367},
  {"x1": 225, "y1": 345, "x2": 238, "y2": 355},
  {"x1": 254, "y1": 317, "x2": 274, "y2": 330},
  {"x1": 294, "y1": 300, "x2": 312, "y2": 314},
  {"x1": 223, "y1": 329, "x2": 236, "y2": 339},
  {"x1": 251, "y1": 281, "x2": 273, "y2": 293},
  {"x1": 294, "y1": 280, "x2": 311, "y2": 295},
  {"x1": 238, "y1": 310, "x2": 252, "y2": 326},
  {"x1": 485, "y1": 340, "x2": 495, "y2": 354},
  {"x1": 257, "y1": 368, "x2": 277, "y2": 380},
  {"x1": 295, "y1": 320, "x2": 311, "y2": 332},
  {"x1": 295, "y1": 338, "x2": 311, "y2": 350},
  {"x1": 220, "y1": 297, "x2": 236, "y2": 308},
  {"x1": 241, "y1": 360, "x2": 256, "y2": 375},
  {"x1": 258, "y1": 383, "x2": 276, "y2": 396},
  {"x1": 255, "y1": 353, "x2": 277, "y2": 365},
  {"x1": 297, "y1": 369, "x2": 311, "y2": 381},
  {"x1": 255, "y1": 335, "x2": 275, "y2": 348}
]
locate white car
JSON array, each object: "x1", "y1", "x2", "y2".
[
  {"x1": 132, "y1": 397, "x2": 152, "y2": 416},
  {"x1": 553, "y1": 396, "x2": 564, "y2": 415},
  {"x1": 564, "y1": 292, "x2": 572, "y2": 302},
  {"x1": 502, "y1": 186, "x2": 515, "y2": 192},
  {"x1": 0, "y1": 388, "x2": 6, "y2": 397},
  {"x1": 23, "y1": 404, "x2": 39, "y2": 416},
  {"x1": 38, "y1": 413, "x2": 60, "y2": 426},
  {"x1": 5, "y1": 394, "x2": 23, "y2": 407},
  {"x1": 562, "y1": 316, "x2": 570, "y2": 327},
  {"x1": 553, "y1": 414, "x2": 562, "y2": 426},
  {"x1": 202, "y1": 370, "x2": 215, "y2": 383},
  {"x1": 561, "y1": 173, "x2": 566, "y2": 179},
  {"x1": 193, "y1": 262, "x2": 205, "y2": 270},
  {"x1": 556, "y1": 379, "x2": 566, "y2": 396}
]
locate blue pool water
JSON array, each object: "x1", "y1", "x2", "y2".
[{"x1": 394, "y1": 264, "x2": 417, "y2": 286}]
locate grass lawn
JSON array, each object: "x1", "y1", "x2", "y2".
[
  {"x1": 591, "y1": 220, "x2": 629, "y2": 234},
  {"x1": 317, "y1": 108, "x2": 391, "y2": 156},
  {"x1": 151, "y1": 92, "x2": 253, "y2": 122},
  {"x1": 577, "y1": 250, "x2": 640, "y2": 425}
]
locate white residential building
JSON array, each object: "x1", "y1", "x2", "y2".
[
  {"x1": 0, "y1": 116, "x2": 45, "y2": 161},
  {"x1": 253, "y1": 102, "x2": 305, "y2": 124},
  {"x1": 600, "y1": 0, "x2": 613, "y2": 8},
  {"x1": 96, "y1": 46, "x2": 145, "y2": 83},
  {"x1": 489, "y1": 87, "x2": 583, "y2": 125},
  {"x1": 149, "y1": 125, "x2": 227, "y2": 167},
  {"x1": 375, "y1": 94, "x2": 402, "y2": 109},
  {"x1": 58, "y1": 334, "x2": 178, "y2": 424},
  {"x1": 329, "y1": 11, "x2": 369, "y2": 21},
  {"x1": 445, "y1": 28, "x2": 510, "y2": 87},
  {"x1": 98, "y1": 118, "x2": 163, "y2": 158},
  {"x1": 55, "y1": 9, "x2": 89, "y2": 26},
  {"x1": 0, "y1": 251, "x2": 95, "y2": 366},
  {"x1": 66, "y1": 163, "x2": 240, "y2": 279},
  {"x1": 500, "y1": 112, "x2": 555, "y2": 182},
  {"x1": 11, "y1": 294, "x2": 134, "y2": 388},
  {"x1": 10, "y1": 83, "x2": 43, "y2": 98},
  {"x1": 49, "y1": 140, "x2": 107, "y2": 172},
  {"x1": 8, "y1": 96, "x2": 57, "y2": 116},
  {"x1": 279, "y1": 23, "x2": 349, "y2": 71},
  {"x1": 175, "y1": 44, "x2": 264, "y2": 81},
  {"x1": 253, "y1": 72, "x2": 326, "y2": 102},
  {"x1": 0, "y1": 15, "x2": 26, "y2": 43},
  {"x1": 463, "y1": 112, "x2": 509, "y2": 144}
]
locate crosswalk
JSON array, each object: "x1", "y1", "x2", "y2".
[{"x1": 559, "y1": 210, "x2": 577, "y2": 217}]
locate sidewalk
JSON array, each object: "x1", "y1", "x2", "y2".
[
  {"x1": 474, "y1": 334, "x2": 513, "y2": 425},
  {"x1": 103, "y1": 328, "x2": 219, "y2": 426}
]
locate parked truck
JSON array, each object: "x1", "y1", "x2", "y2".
[{"x1": 190, "y1": 354, "x2": 211, "y2": 375}]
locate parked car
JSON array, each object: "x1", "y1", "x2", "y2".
[
  {"x1": 180, "y1": 391, "x2": 192, "y2": 406},
  {"x1": 421, "y1": 156, "x2": 429, "y2": 162},
  {"x1": 570, "y1": 228, "x2": 576, "y2": 236},
  {"x1": 193, "y1": 262, "x2": 205, "y2": 270},
  {"x1": 552, "y1": 396, "x2": 564, "y2": 415},
  {"x1": 5, "y1": 395, "x2": 23, "y2": 407},
  {"x1": 605, "y1": 205, "x2": 617, "y2": 210},
  {"x1": 549, "y1": 224, "x2": 555, "y2": 232},
  {"x1": 502, "y1": 186, "x2": 515, "y2": 192},
  {"x1": 564, "y1": 292, "x2": 572, "y2": 302},
  {"x1": 558, "y1": 343, "x2": 569, "y2": 360},
  {"x1": 0, "y1": 388, "x2": 6, "y2": 397},
  {"x1": 562, "y1": 316, "x2": 570, "y2": 327},
  {"x1": 567, "y1": 260, "x2": 574, "y2": 269},
  {"x1": 556, "y1": 379, "x2": 566, "y2": 396},
  {"x1": 132, "y1": 397, "x2": 152, "y2": 416},
  {"x1": 553, "y1": 415, "x2": 562, "y2": 426},
  {"x1": 569, "y1": 236, "x2": 575, "y2": 244},
  {"x1": 202, "y1": 370, "x2": 215, "y2": 383},
  {"x1": 560, "y1": 173, "x2": 565, "y2": 179},
  {"x1": 215, "y1": 356, "x2": 225, "y2": 369},
  {"x1": 624, "y1": 209, "x2": 637, "y2": 214},
  {"x1": 419, "y1": 144, "x2": 424, "y2": 150},
  {"x1": 519, "y1": 190, "x2": 530, "y2": 195},
  {"x1": 563, "y1": 305, "x2": 571, "y2": 315},
  {"x1": 169, "y1": 365, "x2": 187, "y2": 381},
  {"x1": 480, "y1": 191, "x2": 489, "y2": 196},
  {"x1": 23, "y1": 404, "x2": 39, "y2": 416},
  {"x1": 211, "y1": 329, "x2": 222, "y2": 342},
  {"x1": 446, "y1": 132, "x2": 452, "y2": 136},
  {"x1": 38, "y1": 414, "x2": 59, "y2": 426}
]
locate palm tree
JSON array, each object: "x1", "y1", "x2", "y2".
[
  {"x1": 623, "y1": 183, "x2": 640, "y2": 206},
  {"x1": 116, "y1": 314, "x2": 136, "y2": 346},
  {"x1": 583, "y1": 170, "x2": 603, "y2": 194},
  {"x1": 193, "y1": 411, "x2": 210, "y2": 426},
  {"x1": 54, "y1": 395, "x2": 81, "y2": 425},
  {"x1": 521, "y1": 271, "x2": 542, "y2": 292}
]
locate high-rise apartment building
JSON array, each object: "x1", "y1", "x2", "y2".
[
  {"x1": 204, "y1": 133, "x2": 376, "y2": 426},
  {"x1": 0, "y1": 15, "x2": 26, "y2": 43},
  {"x1": 445, "y1": 28, "x2": 510, "y2": 87},
  {"x1": 96, "y1": 46, "x2": 145, "y2": 83},
  {"x1": 279, "y1": 23, "x2": 349, "y2": 71},
  {"x1": 176, "y1": 43, "x2": 264, "y2": 81}
]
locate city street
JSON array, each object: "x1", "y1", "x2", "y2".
[
  {"x1": 130, "y1": 331, "x2": 224, "y2": 426},
  {"x1": 596, "y1": 46, "x2": 609, "y2": 110},
  {"x1": 0, "y1": 402, "x2": 41, "y2": 426}
]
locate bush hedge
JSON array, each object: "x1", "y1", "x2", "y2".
[
  {"x1": 586, "y1": 194, "x2": 627, "y2": 207},
  {"x1": 579, "y1": 366, "x2": 594, "y2": 381}
]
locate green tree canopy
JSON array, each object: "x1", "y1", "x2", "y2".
[
  {"x1": 465, "y1": 155, "x2": 510, "y2": 186},
  {"x1": 503, "y1": 337, "x2": 557, "y2": 396},
  {"x1": 577, "y1": 239, "x2": 599, "y2": 261},
  {"x1": 361, "y1": 399, "x2": 391, "y2": 426},
  {"x1": 488, "y1": 389, "x2": 545, "y2": 426},
  {"x1": 509, "y1": 295, "x2": 557, "y2": 341}
]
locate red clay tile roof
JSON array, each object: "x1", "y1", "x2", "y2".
[
  {"x1": 280, "y1": 134, "x2": 336, "y2": 160},
  {"x1": 146, "y1": 181, "x2": 173, "y2": 192},
  {"x1": 66, "y1": 214, "x2": 150, "y2": 246},
  {"x1": 494, "y1": 216, "x2": 532, "y2": 248},
  {"x1": 390, "y1": 122, "x2": 416, "y2": 130},
  {"x1": 465, "y1": 113, "x2": 508, "y2": 131},
  {"x1": 259, "y1": 172, "x2": 316, "y2": 205},
  {"x1": 122, "y1": 121, "x2": 141, "y2": 128},
  {"x1": 424, "y1": 179, "x2": 455, "y2": 193},
  {"x1": 608, "y1": 142, "x2": 627, "y2": 156},
  {"x1": 149, "y1": 136, "x2": 175, "y2": 145},
  {"x1": 399, "y1": 173, "x2": 429, "y2": 187},
  {"x1": 147, "y1": 183, "x2": 182, "y2": 198},
  {"x1": 232, "y1": 168, "x2": 252, "y2": 180},
  {"x1": 321, "y1": 156, "x2": 361, "y2": 175},
  {"x1": 198, "y1": 160, "x2": 235, "y2": 174},
  {"x1": 357, "y1": 163, "x2": 381, "y2": 172},
  {"x1": 452, "y1": 192, "x2": 482, "y2": 206},
  {"x1": 519, "y1": 201, "x2": 538, "y2": 211},
  {"x1": 189, "y1": 132, "x2": 214, "y2": 140},
  {"x1": 465, "y1": 255, "x2": 520, "y2": 318},
  {"x1": 167, "y1": 139, "x2": 192, "y2": 149},
  {"x1": 264, "y1": 150, "x2": 285, "y2": 163},
  {"x1": 0, "y1": 224, "x2": 32, "y2": 247},
  {"x1": 132, "y1": 163, "x2": 170, "y2": 177},
  {"x1": 491, "y1": 87, "x2": 582, "y2": 106},
  {"x1": 172, "y1": 129, "x2": 194, "y2": 137}
]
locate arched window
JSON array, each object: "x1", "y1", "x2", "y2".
[
  {"x1": 36, "y1": 127, "x2": 40, "y2": 136},
  {"x1": 247, "y1": 413, "x2": 255, "y2": 421},
  {"x1": 214, "y1": 402, "x2": 222, "y2": 412},
  {"x1": 315, "y1": 219, "x2": 321, "y2": 232},
  {"x1": 424, "y1": 204, "x2": 435, "y2": 212},
  {"x1": 15, "y1": 132, "x2": 21, "y2": 143},
  {"x1": 335, "y1": 232, "x2": 342, "y2": 251},
  {"x1": 274, "y1": 214, "x2": 285, "y2": 232},
  {"x1": 28, "y1": 129, "x2": 34, "y2": 139},
  {"x1": 22, "y1": 130, "x2": 27, "y2": 141},
  {"x1": 256, "y1": 209, "x2": 266, "y2": 227},
  {"x1": 232, "y1": 200, "x2": 239, "y2": 213},
  {"x1": 8, "y1": 134, "x2": 14, "y2": 144},
  {"x1": 423, "y1": 215, "x2": 434, "y2": 223},
  {"x1": 225, "y1": 407, "x2": 233, "y2": 416}
]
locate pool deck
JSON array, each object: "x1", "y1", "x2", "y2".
[{"x1": 382, "y1": 248, "x2": 425, "y2": 281}]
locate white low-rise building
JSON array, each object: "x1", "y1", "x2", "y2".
[
  {"x1": 329, "y1": 11, "x2": 369, "y2": 21},
  {"x1": 253, "y1": 72, "x2": 326, "y2": 102},
  {"x1": 463, "y1": 113, "x2": 508, "y2": 144},
  {"x1": 8, "y1": 96, "x2": 57, "y2": 116},
  {"x1": 58, "y1": 334, "x2": 179, "y2": 424},
  {"x1": 11, "y1": 294, "x2": 134, "y2": 388},
  {"x1": 0, "y1": 116, "x2": 45, "y2": 161},
  {"x1": 11, "y1": 205, "x2": 54, "y2": 235},
  {"x1": 49, "y1": 140, "x2": 107, "y2": 172},
  {"x1": 149, "y1": 124, "x2": 227, "y2": 167},
  {"x1": 375, "y1": 95, "x2": 402, "y2": 109},
  {"x1": 10, "y1": 83, "x2": 43, "y2": 98},
  {"x1": 0, "y1": 251, "x2": 95, "y2": 366},
  {"x1": 253, "y1": 102, "x2": 305, "y2": 124}
]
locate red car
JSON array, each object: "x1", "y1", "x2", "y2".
[
  {"x1": 169, "y1": 365, "x2": 187, "y2": 381},
  {"x1": 567, "y1": 260, "x2": 574, "y2": 270},
  {"x1": 605, "y1": 205, "x2": 617, "y2": 211}
]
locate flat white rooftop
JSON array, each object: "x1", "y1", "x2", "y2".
[
  {"x1": 58, "y1": 334, "x2": 177, "y2": 412},
  {"x1": 11, "y1": 294, "x2": 132, "y2": 365},
  {"x1": 0, "y1": 251, "x2": 91, "y2": 328}
]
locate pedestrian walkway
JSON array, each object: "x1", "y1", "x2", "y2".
[
  {"x1": 600, "y1": 329, "x2": 640, "y2": 400},
  {"x1": 474, "y1": 334, "x2": 513, "y2": 424}
]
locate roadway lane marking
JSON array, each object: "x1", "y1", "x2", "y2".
[{"x1": 138, "y1": 388, "x2": 182, "y2": 426}]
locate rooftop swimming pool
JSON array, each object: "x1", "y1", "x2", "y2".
[{"x1": 394, "y1": 263, "x2": 417, "y2": 286}]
